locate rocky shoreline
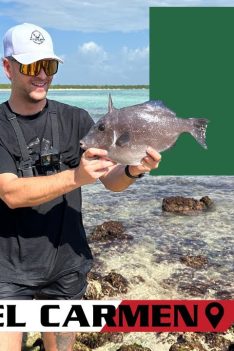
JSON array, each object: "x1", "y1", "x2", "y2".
[
  {"x1": 23, "y1": 194, "x2": 234, "y2": 350},
  {"x1": 23, "y1": 327, "x2": 234, "y2": 351}
]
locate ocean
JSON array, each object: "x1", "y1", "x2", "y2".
[
  {"x1": 1, "y1": 89, "x2": 233, "y2": 350},
  {"x1": 0, "y1": 88, "x2": 149, "y2": 121}
]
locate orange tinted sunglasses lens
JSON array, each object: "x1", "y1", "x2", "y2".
[{"x1": 19, "y1": 60, "x2": 58, "y2": 76}]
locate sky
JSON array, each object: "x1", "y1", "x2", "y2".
[{"x1": 0, "y1": 0, "x2": 233, "y2": 85}]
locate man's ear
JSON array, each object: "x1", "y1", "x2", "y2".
[{"x1": 2, "y1": 58, "x2": 12, "y2": 80}]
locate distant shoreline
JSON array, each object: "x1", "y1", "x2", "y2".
[{"x1": 0, "y1": 84, "x2": 149, "y2": 90}]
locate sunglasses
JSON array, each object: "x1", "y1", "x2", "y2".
[{"x1": 9, "y1": 58, "x2": 58, "y2": 76}]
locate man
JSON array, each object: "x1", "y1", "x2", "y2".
[{"x1": 0, "y1": 23, "x2": 161, "y2": 351}]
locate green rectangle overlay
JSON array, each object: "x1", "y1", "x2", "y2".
[{"x1": 150, "y1": 7, "x2": 234, "y2": 175}]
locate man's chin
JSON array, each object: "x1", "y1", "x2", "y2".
[{"x1": 29, "y1": 90, "x2": 47, "y2": 103}]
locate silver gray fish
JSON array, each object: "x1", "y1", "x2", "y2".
[{"x1": 80, "y1": 95, "x2": 209, "y2": 165}]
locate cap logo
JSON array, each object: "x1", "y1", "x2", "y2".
[{"x1": 30, "y1": 30, "x2": 45, "y2": 45}]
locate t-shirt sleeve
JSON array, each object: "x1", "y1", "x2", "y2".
[{"x1": 0, "y1": 145, "x2": 18, "y2": 175}]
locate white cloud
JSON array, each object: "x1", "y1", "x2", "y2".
[
  {"x1": 79, "y1": 42, "x2": 102, "y2": 54},
  {"x1": 79, "y1": 42, "x2": 107, "y2": 57},
  {"x1": 0, "y1": 0, "x2": 229, "y2": 33},
  {"x1": 122, "y1": 46, "x2": 149, "y2": 62},
  {"x1": 78, "y1": 41, "x2": 108, "y2": 65},
  {"x1": 60, "y1": 42, "x2": 149, "y2": 85}
]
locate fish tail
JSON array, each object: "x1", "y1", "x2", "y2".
[{"x1": 188, "y1": 118, "x2": 209, "y2": 149}]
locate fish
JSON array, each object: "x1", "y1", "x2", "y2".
[{"x1": 80, "y1": 94, "x2": 209, "y2": 165}]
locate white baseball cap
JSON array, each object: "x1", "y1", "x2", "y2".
[{"x1": 3, "y1": 23, "x2": 63, "y2": 64}]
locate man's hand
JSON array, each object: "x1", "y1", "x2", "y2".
[
  {"x1": 0, "y1": 148, "x2": 116, "y2": 208},
  {"x1": 128, "y1": 147, "x2": 161, "y2": 177},
  {"x1": 75, "y1": 148, "x2": 116, "y2": 186}
]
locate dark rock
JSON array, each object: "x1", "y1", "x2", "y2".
[
  {"x1": 73, "y1": 341, "x2": 91, "y2": 351},
  {"x1": 215, "y1": 290, "x2": 233, "y2": 299},
  {"x1": 204, "y1": 333, "x2": 232, "y2": 350},
  {"x1": 100, "y1": 279, "x2": 117, "y2": 297},
  {"x1": 169, "y1": 340, "x2": 206, "y2": 351},
  {"x1": 103, "y1": 271, "x2": 129, "y2": 294},
  {"x1": 162, "y1": 196, "x2": 213, "y2": 214},
  {"x1": 87, "y1": 271, "x2": 102, "y2": 281},
  {"x1": 116, "y1": 344, "x2": 152, "y2": 351},
  {"x1": 180, "y1": 255, "x2": 208, "y2": 269},
  {"x1": 170, "y1": 332, "x2": 233, "y2": 351},
  {"x1": 84, "y1": 270, "x2": 129, "y2": 299},
  {"x1": 109, "y1": 333, "x2": 125, "y2": 343},
  {"x1": 76, "y1": 332, "x2": 123, "y2": 349},
  {"x1": 169, "y1": 333, "x2": 206, "y2": 351},
  {"x1": 89, "y1": 221, "x2": 133, "y2": 242},
  {"x1": 76, "y1": 333, "x2": 107, "y2": 348},
  {"x1": 177, "y1": 281, "x2": 210, "y2": 296},
  {"x1": 200, "y1": 196, "x2": 213, "y2": 207}
]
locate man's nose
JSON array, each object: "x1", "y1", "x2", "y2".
[{"x1": 36, "y1": 67, "x2": 47, "y2": 79}]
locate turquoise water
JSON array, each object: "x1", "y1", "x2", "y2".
[
  {"x1": 0, "y1": 88, "x2": 149, "y2": 121},
  {"x1": 48, "y1": 89, "x2": 149, "y2": 120}
]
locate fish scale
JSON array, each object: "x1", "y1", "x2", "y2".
[{"x1": 80, "y1": 95, "x2": 209, "y2": 165}]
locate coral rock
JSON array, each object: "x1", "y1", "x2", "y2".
[
  {"x1": 89, "y1": 221, "x2": 133, "y2": 242},
  {"x1": 117, "y1": 344, "x2": 152, "y2": 351},
  {"x1": 76, "y1": 333, "x2": 123, "y2": 349},
  {"x1": 180, "y1": 255, "x2": 208, "y2": 269},
  {"x1": 103, "y1": 272, "x2": 129, "y2": 294},
  {"x1": 162, "y1": 196, "x2": 213, "y2": 214},
  {"x1": 84, "y1": 270, "x2": 129, "y2": 299}
]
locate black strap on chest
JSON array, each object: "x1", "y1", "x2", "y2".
[
  {"x1": 50, "y1": 109, "x2": 60, "y2": 153},
  {"x1": 1, "y1": 101, "x2": 60, "y2": 177}
]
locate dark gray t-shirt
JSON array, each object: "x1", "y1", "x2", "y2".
[{"x1": 0, "y1": 99, "x2": 94, "y2": 285}]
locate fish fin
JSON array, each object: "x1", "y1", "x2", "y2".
[
  {"x1": 146, "y1": 100, "x2": 166, "y2": 108},
  {"x1": 108, "y1": 94, "x2": 115, "y2": 113},
  {"x1": 188, "y1": 118, "x2": 209, "y2": 149},
  {"x1": 116, "y1": 131, "x2": 130, "y2": 147},
  {"x1": 145, "y1": 100, "x2": 176, "y2": 115}
]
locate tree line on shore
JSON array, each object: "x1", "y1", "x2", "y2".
[{"x1": 0, "y1": 84, "x2": 149, "y2": 89}]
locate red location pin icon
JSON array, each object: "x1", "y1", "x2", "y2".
[{"x1": 205, "y1": 302, "x2": 224, "y2": 329}]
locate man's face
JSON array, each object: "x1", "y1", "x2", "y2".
[{"x1": 3, "y1": 58, "x2": 54, "y2": 103}]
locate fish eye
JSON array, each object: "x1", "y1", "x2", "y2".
[{"x1": 98, "y1": 123, "x2": 105, "y2": 132}]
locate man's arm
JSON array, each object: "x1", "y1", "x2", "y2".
[
  {"x1": 0, "y1": 148, "x2": 115, "y2": 209},
  {"x1": 99, "y1": 147, "x2": 161, "y2": 192},
  {"x1": 0, "y1": 147, "x2": 161, "y2": 208}
]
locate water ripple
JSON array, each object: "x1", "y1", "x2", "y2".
[{"x1": 83, "y1": 176, "x2": 234, "y2": 301}]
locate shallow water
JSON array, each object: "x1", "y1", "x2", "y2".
[
  {"x1": 0, "y1": 88, "x2": 149, "y2": 121},
  {"x1": 82, "y1": 175, "x2": 234, "y2": 350},
  {"x1": 83, "y1": 176, "x2": 234, "y2": 301}
]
